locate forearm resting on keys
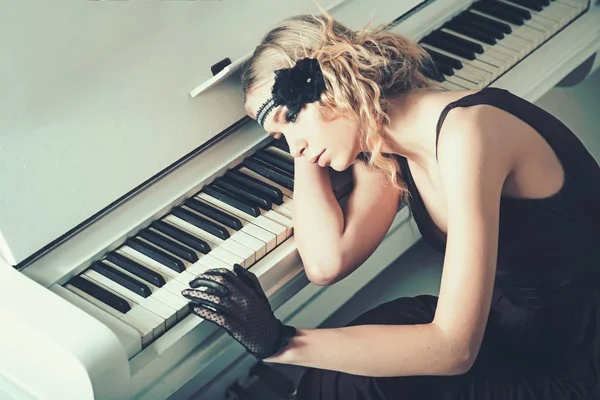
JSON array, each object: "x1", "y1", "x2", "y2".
[{"x1": 293, "y1": 158, "x2": 400, "y2": 286}]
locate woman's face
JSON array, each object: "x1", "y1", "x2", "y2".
[{"x1": 245, "y1": 82, "x2": 362, "y2": 171}]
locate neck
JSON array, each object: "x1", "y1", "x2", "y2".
[{"x1": 381, "y1": 89, "x2": 438, "y2": 168}]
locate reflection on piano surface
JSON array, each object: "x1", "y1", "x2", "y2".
[{"x1": 1, "y1": 0, "x2": 598, "y2": 399}]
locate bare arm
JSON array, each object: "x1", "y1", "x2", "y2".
[
  {"x1": 266, "y1": 109, "x2": 514, "y2": 376},
  {"x1": 292, "y1": 156, "x2": 401, "y2": 285}
]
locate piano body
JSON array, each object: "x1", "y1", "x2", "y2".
[{"x1": 1, "y1": 0, "x2": 598, "y2": 399}]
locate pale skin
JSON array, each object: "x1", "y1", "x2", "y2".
[{"x1": 244, "y1": 81, "x2": 565, "y2": 376}]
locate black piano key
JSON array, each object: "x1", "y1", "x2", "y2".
[
  {"x1": 253, "y1": 151, "x2": 294, "y2": 174},
  {"x1": 504, "y1": 0, "x2": 544, "y2": 11},
  {"x1": 70, "y1": 275, "x2": 131, "y2": 313},
  {"x1": 105, "y1": 252, "x2": 166, "y2": 287},
  {"x1": 471, "y1": 1, "x2": 525, "y2": 25},
  {"x1": 455, "y1": 14, "x2": 506, "y2": 39},
  {"x1": 430, "y1": 31, "x2": 484, "y2": 54},
  {"x1": 252, "y1": 157, "x2": 294, "y2": 179},
  {"x1": 171, "y1": 207, "x2": 230, "y2": 240},
  {"x1": 424, "y1": 48, "x2": 463, "y2": 70},
  {"x1": 242, "y1": 159, "x2": 294, "y2": 190},
  {"x1": 138, "y1": 229, "x2": 198, "y2": 263},
  {"x1": 127, "y1": 237, "x2": 187, "y2": 273},
  {"x1": 435, "y1": 61, "x2": 455, "y2": 77},
  {"x1": 152, "y1": 220, "x2": 211, "y2": 254},
  {"x1": 444, "y1": 20, "x2": 497, "y2": 45},
  {"x1": 185, "y1": 198, "x2": 243, "y2": 230},
  {"x1": 461, "y1": 11, "x2": 512, "y2": 34},
  {"x1": 203, "y1": 185, "x2": 261, "y2": 218},
  {"x1": 223, "y1": 170, "x2": 284, "y2": 205},
  {"x1": 90, "y1": 261, "x2": 152, "y2": 298},
  {"x1": 486, "y1": 0, "x2": 532, "y2": 19},
  {"x1": 420, "y1": 34, "x2": 477, "y2": 60},
  {"x1": 212, "y1": 179, "x2": 272, "y2": 210}
]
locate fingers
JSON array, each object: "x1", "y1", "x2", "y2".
[
  {"x1": 181, "y1": 288, "x2": 228, "y2": 314},
  {"x1": 189, "y1": 268, "x2": 234, "y2": 293},
  {"x1": 233, "y1": 263, "x2": 268, "y2": 302},
  {"x1": 189, "y1": 303, "x2": 227, "y2": 326}
]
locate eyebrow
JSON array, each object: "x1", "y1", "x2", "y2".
[{"x1": 266, "y1": 106, "x2": 283, "y2": 135}]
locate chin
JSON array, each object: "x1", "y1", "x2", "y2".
[{"x1": 330, "y1": 158, "x2": 352, "y2": 172}]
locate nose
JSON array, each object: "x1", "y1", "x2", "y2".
[{"x1": 290, "y1": 139, "x2": 308, "y2": 158}]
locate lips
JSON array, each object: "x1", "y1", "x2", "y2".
[{"x1": 309, "y1": 149, "x2": 325, "y2": 164}]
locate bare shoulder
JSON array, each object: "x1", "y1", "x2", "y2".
[{"x1": 436, "y1": 103, "x2": 523, "y2": 168}]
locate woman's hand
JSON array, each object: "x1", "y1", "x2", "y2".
[{"x1": 181, "y1": 264, "x2": 296, "y2": 360}]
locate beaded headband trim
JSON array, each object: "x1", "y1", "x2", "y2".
[{"x1": 255, "y1": 97, "x2": 277, "y2": 127}]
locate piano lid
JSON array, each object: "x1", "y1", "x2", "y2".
[{"x1": 0, "y1": 0, "x2": 426, "y2": 266}]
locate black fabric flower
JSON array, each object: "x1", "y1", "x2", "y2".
[{"x1": 271, "y1": 58, "x2": 326, "y2": 122}]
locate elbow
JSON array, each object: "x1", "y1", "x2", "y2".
[
  {"x1": 447, "y1": 351, "x2": 475, "y2": 375},
  {"x1": 302, "y1": 258, "x2": 344, "y2": 286},
  {"x1": 445, "y1": 342, "x2": 479, "y2": 376},
  {"x1": 435, "y1": 326, "x2": 479, "y2": 375}
]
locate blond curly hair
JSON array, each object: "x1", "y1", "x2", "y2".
[{"x1": 240, "y1": 2, "x2": 435, "y2": 194}]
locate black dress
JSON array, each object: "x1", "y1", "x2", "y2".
[{"x1": 296, "y1": 87, "x2": 600, "y2": 399}]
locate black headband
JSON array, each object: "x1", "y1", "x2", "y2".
[{"x1": 255, "y1": 57, "x2": 326, "y2": 127}]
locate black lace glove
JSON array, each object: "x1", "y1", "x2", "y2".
[{"x1": 181, "y1": 263, "x2": 296, "y2": 360}]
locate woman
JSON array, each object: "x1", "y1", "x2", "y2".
[{"x1": 181, "y1": 9, "x2": 600, "y2": 400}]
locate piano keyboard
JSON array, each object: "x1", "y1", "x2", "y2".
[
  {"x1": 411, "y1": 0, "x2": 588, "y2": 90},
  {"x1": 60, "y1": 140, "x2": 335, "y2": 351},
  {"x1": 54, "y1": 0, "x2": 589, "y2": 358}
]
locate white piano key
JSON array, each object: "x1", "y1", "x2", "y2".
[
  {"x1": 239, "y1": 222, "x2": 277, "y2": 252},
  {"x1": 238, "y1": 167, "x2": 294, "y2": 199},
  {"x1": 453, "y1": 63, "x2": 493, "y2": 86},
  {"x1": 261, "y1": 210, "x2": 294, "y2": 238},
  {"x1": 82, "y1": 268, "x2": 177, "y2": 329},
  {"x1": 438, "y1": 80, "x2": 468, "y2": 91},
  {"x1": 272, "y1": 203, "x2": 292, "y2": 219},
  {"x1": 101, "y1": 257, "x2": 189, "y2": 321},
  {"x1": 173, "y1": 269, "x2": 199, "y2": 285},
  {"x1": 142, "y1": 297, "x2": 178, "y2": 329},
  {"x1": 187, "y1": 253, "x2": 232, "y2": 275},
  {"x1": 445, "y1": 74, "x2": 479, "y2": 89},
  {"x1": 195, "y1": 193, "x2": 287, "y2": 244},
  {"x1": 81, "y1": 271, "x2": 167, "y2": 339},
  {"x1": 471, "y1": 44, "x2": 517, "y2": 72},
  {"x1": 65, "y1": 281, "x2": 154, "y2": 348},
  {"x1": 522, "y1": 15, "x2": 556, "y2": 38},
  {"x1": 231, "y1": 230, "x2": 267, "y2": 260},
  {"x1": 272, "y1": 197, "x2": 294, "y2": 218},
  {"x1": 265, "y1": 145, "x2": 293, "y2": 162},
  {"x1": 163, "y1": 278, "x2": 193, "y2": 300},
  {"x1": 192, "y1": 196, "x2": 277, "y2": 253},
  {"x1": 127, "y1": 305, "x2": 166, "y2": 338},
  {"x1": 152, "y1": 288, "x2": 189, "y2": 320},
  {"x1": 121, "y1": 314, "x2": 154, "y2": 348},
  {"x1": 555, "y1": 0, "x2": 586, "y2": 12},
  {"x1": 528, "y1": 1, "x2": 578, "y2": 24},
  {"x1": 165, "y1": 214, "x2": 253, "y2": 267}
]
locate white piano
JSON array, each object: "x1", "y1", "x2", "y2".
[{"x1": 1, "y1": 0, "x2": 599, "y2": 399}]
